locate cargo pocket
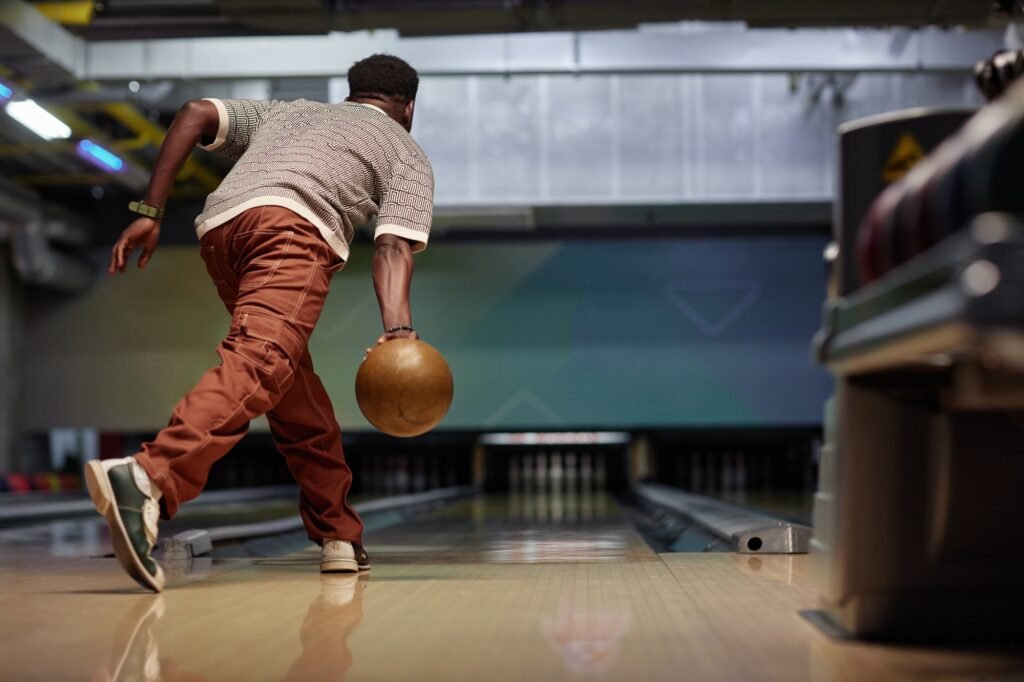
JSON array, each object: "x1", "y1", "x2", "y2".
[{"x1": 230, "y1": 309, "x2": 307, "y2": 388}]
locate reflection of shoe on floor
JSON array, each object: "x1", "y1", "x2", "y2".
[
  {"x1": 320, "y1": 573, "x2": 359, "y2": 607},
  {"x1": 85, "y1": 457, "x2": 165, "y2": 592},
  {"x1": 160, "y1": 555, "x2": 213, "y2": 584},
  {"x1": 320, "y1": 541, "x2": 371, "y2": 573},
  {"x1": 91, "y1": 595, "x2": 166, "y2": 682}
]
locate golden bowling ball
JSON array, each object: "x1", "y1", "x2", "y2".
[{"x1": 355, "y1": 338, "x2": 453, "y2": 437}]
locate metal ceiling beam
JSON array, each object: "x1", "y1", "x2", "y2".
[
  {"x1": 81, "y1": 26, "x2": 1003, "y2": 81},
  {"x1": 0, "y1": 2, "x2": 84, "y2": 81}
]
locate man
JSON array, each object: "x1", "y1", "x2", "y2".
[{"x1": 85, "y1": 54, "x2": 433, "y2": 592}]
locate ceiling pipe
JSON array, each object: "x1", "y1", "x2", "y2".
[{"x1": 0, "y1": 178, "x2": 95, "y2": 293}]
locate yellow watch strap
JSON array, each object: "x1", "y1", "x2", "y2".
[{"x1": 128, "y1": 200, "x2": 165, "y2": 220}]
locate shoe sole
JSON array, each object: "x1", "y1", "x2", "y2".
[
  {"x1": 85, "y1": 460, "x2": 165, "y2": 593},
  {"x1": 320, "y1": 558, "x2": 359, "y2": 573}
]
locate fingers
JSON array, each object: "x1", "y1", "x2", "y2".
[
  {"x1": 138, "y1": 245, "x2": 154, "y2": 269},
  {"x1": 109, "y1": 238, "x2": 128, "y2": 274},
  {"x1": 118, "y1": 240, "x2": 130, "y2": 274}
]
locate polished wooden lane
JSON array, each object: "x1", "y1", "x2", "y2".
[{"x1": 1, "y1": 494, "x2": 1021, "y2": 681}]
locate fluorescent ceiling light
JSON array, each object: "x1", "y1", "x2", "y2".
[
  {"x1": 5, "y1": 99, "x2": 72, "y2": 140},
  {"x1": 76, "y1": 139, "x2": 124, "y2": 172}
]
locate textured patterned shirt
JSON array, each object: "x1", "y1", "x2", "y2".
[{"x1": 195, "y1": 99, "x2": 434, "y2": 261}]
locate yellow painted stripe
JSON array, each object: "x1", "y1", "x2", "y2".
[{"x1": 34, "y1": 1, "x2": 95, "y2": 26}]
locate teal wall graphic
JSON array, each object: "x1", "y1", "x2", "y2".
[{"x1": 25, "y1": 237, "x2": 831, "y2": 432}]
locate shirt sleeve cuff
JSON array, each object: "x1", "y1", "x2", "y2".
[
  {"x1": 375, "y1": 223, "x2": 429, "y2": 253},
  {"x1": 197, "y1": 98, "x2": 229, "y2": 151}
]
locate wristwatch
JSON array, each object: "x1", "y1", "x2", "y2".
[{"x1": 128, "y1": 200, "x2": 166, "y2": 220}]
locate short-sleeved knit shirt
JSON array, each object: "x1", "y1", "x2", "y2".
[{"x1": 194, "y1": 98, "x2": 434, "y2": 262}]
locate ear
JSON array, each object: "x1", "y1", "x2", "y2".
[{"x1": 403, "y1": 99, "x2": 415, "y2": 130}]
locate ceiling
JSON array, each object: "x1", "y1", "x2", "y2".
[
  {"x1": 0, "y1": 0, "x2": 1013, "y2": 244},
  {"x1": 25, "y1": 0, "x2": 1019, "y2": 40}
]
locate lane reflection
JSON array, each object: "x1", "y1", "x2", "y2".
[
  {"x1": 90, "y1": 572, "x2": 368, "y2": 681},
  {"x1": 542, "y1": 601, "x2": 632, "y2": 675},
  {"x1": 284, "y1": 574, "x2": 367, "y2": 681}
]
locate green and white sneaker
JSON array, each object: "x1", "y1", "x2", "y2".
[{"x1": 85, "y1": 457, "x2": 165, "y2": 592}]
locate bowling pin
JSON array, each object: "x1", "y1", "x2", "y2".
[
  {"x1": 736, "y1": 451, "x2": 748, "y2": 502},
  {"x1": 580, "y1": 453, "x2": 593, "y2": 493},
  {"x1": 722, "y1": 452, "x2": 735, "y2": 497},
  {"x1": 522, "y1": 455, "x2": 534, "y2": 495},
  {"x1": 413, "y1": 457, "x2": 426, "y2": 493},
  {"x1": 565, "y1": 452, "x2": 578, "y2": 494},
  {"x1": 550, "y1": 453, "x2": 563, "y2": 495},
  {"x1": 691, "y1": 452, "x2": 703, "y2": 494},
  {"x1": 509, "y1": 454, "x2": 520, "y2": 494},
  {"x1": 397, "y1": 455, "x2": 410, "y2": 494},
  {"x1": 536, "y1": 453, "x2": 548, "y2": 490}
]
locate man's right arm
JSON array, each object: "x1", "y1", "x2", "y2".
[
  {"x1": 109, "y1": 99, "x2": 219, "y2": 274},
  {"x1": 142, "y1": 99, "x2": 220, "y2": 210}
]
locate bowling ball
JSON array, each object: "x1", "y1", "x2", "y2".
[
  {"x1": 355, "y1": 338, "x2": 453, "y2": 438},
  {"x1": 857, "y1": 181, "x2": 903, "y2": 285},
  {"x1": 917, "y1": 141, "x2": 965, "y2": 253},
  {"x1": 929, "y1": 151, "x2": 972, "y2": 243},
  {"x1": 891, "y1": 160, "x2": 936, "y2": 265},
  {"x1": 961, "y1": 104, "x2": 1024, "y2": 219}
]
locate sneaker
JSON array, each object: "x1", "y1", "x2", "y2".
[
  {"x1": 320, "y1": 541, "x2": 371, "y2": 573},
  {"x1": 353, "y1": 543, "x2": 371, "y2": 572},
  {"x1": 85, "y1": 457, "x2": 165, "y2": 592}
]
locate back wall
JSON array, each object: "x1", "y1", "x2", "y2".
[{"x1": 24, "y1": 237, "x2": 832, "y2": 432}]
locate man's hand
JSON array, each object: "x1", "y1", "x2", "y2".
[
  {"x1": 364, "y1": 328, "x2": 419, "y2": 360},
  {"x1": 109, "y1": 217, "x2": 161, "y2": 274}
]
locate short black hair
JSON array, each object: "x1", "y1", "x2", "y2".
[{"x1": 348, "y1": 54, "x2": 419, "y2": 102}]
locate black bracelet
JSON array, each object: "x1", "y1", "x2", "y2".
[{"x1": 385, "y1": 325, "x2": 415, "y2": 334}]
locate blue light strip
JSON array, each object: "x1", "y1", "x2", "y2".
[
  {"x1": 0, "y1": 83, "x2": 12, "y2": 101},
  {"x1": 76, "y1": 139, "x2": 124, "y2": 172}
]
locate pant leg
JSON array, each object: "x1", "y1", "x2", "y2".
[
  {"x1": 268, "y1": 350, "x2": 364, "y2": 544},
  {"x1": 136, "y1": 206, "x2": 341, "y2": 518}
]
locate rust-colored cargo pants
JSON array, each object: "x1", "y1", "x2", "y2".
[{"x1": 135, "y1": 206, "x2": 363, "y2": 544}]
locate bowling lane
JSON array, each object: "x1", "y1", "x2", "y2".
[{"x1": 2, "y1": 494, "x2": 1023, "y2": 681}]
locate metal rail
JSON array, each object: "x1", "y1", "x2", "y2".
[
  {"x1": 163, "y1": 485, "x2": 478, "y2": 558},
  {"x1": 634, "y1": 483, "x2": 810, "y2": 554},
  {"x1": 0, "y1": 484, "x2": 300, "y2": 525}
]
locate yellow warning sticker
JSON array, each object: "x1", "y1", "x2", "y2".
[{"x1": 882, "y1": 132, "x2": 925, "y2": 183}]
